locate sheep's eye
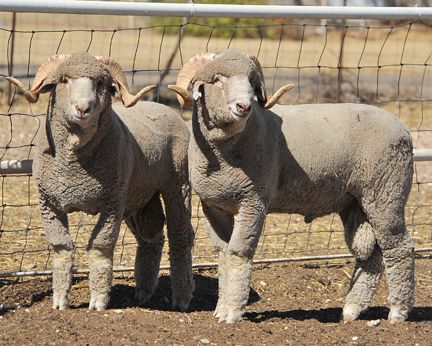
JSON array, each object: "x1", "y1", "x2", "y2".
[
  {"x1": 96, "y1": 79, "x2": 104, "y2": 89},
  {"x1": 59, "y1": 77, "x2": 68, "y2": 84},
  {"x1": 212, "y1": 74, "x2": 225, "y2": 88},
  {"x1": 213, "y1": 77, "x2": 223, "y2": 88}
]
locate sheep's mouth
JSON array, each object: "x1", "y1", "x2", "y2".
[
  {"x1": 70, "y1": 112, "x2": 94, "y2": 125},
  {"x1": 73, "y1": 114, "x2": 92, "y2": 121},
  {"x1": 229, "y1": 107, "x2": 251, "y2": 120}
]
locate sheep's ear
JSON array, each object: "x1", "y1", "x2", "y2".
[
  {"x1": 192, "y1": 81, "x2": 204, "y2": 99},
  {"x1": 108, "y1": 81, "x2": 119, "y2": 96},
  {"x1": 254, "y1": 83, "x2": 267, "y2": 108},
  {"x1": 36, "y1": 81, "x2": 56, "y2": 94}
]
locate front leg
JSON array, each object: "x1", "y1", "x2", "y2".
[
  {"x1": 201, "y1": 203, "x2": 233, "y2": 320},
  {"x1": 39, "y1": 198, "x2": 73, "y2": 310},
  {"x1": 87, "y1": 209, "x2": 123, "y2": 311},
  {"x1": 218, "y1": 202, "x2": 266, "y2": 323}
]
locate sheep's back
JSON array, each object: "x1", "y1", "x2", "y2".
[
  {"x1": 267, "y1": 103, "x2": 412, "y2": 217},
  {"x1": 273, "y1": 103, "x2": 410, "y2": 162}
]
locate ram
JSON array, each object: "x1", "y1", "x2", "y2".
[
  {"x1": 7, "y1": 52, "x2": 194, "y2": 312},
  {"x1": 169, "y1": 49, "x2": 414, "y2": 323}
]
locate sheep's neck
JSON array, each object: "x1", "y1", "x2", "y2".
[{"x1": 192, "y1": 103, "x2": 256, "y2": 155}]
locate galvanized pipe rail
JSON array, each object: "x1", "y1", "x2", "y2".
[
  {"x1": 1, "y1": 1, "x2": 432, "y2": 20},
  {"x1": 1, "y1": 149, "x2": 431, "y2": 175},
  {"x1": 1, "y1": 248, "x2": 431, "y2": 278}
]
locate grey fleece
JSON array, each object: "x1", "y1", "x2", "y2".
[
  {"x1": 190, "y1": 56, "x2": 414, "y2": 322},
  {"x1": 35, "y1": 53, "x2": 194, "y2": 311}
]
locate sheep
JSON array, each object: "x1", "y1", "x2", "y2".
[
  {"x1": 169, "y1": 49, "x2": 415, "y2": 323},
  {"x1": 7, "y1": 52, "x2": 194, "y2": 312}
]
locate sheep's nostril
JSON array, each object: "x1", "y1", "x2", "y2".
[
  {"x1": 236, "y1": 102, "x2": 251, "y2": 113},
  {"x1": 76, "y1": 105, "x2": 91, "y2": 117}
]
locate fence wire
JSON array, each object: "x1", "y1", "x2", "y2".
[{"x1": 0, "y1": 13, "x2": 432, "y2": 276}]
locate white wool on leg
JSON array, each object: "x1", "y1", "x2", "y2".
[
  {"x1": 217, "y1": 253, "x2": 252, "y2": 323},
  {"x1": 88, "y1": 248, "x2": 113, "y2": 311},
  {"x1": 52, "y1": 248, "x2": 74, "y2": 310}
]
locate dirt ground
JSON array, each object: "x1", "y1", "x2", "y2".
[
  {"x1": 0, "y1": 257, "x2": 431, "y2": 345},
  {"x1": 1, "y1": 14, "x2": 432, "y2": 346}
]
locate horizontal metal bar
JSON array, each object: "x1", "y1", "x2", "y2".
[
  {"x1": 413, "y1": 149, "x2": 432, "y2": 162},
  {"x1": 2, "y1": 248, "x2": 431, "y2": 278},
  {"x1": 1, "y1": 149, "x2": 431, "y2": 176},
  {"x1": 0, "y1": 159, "x2": 32, "y2": 175},
  {"x1": 1, "y1": 1, "x2": 432, "y2": 20}
]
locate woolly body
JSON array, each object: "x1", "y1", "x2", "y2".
[
  {"x1": 37, "y1": 102, "x2": 188, "y2": 224},
  {"x1": 31, "y1": 53, "x2": 194, "y2": 311},
  {"x1": 185, "y1": 50, "x2": 414, "y2": 323},
  {"x1": 193, "y1": 104, "x2": 412, "y2": 225}
]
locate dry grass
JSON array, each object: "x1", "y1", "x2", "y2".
[{"x1": 0, "y1": 14, "x2": 432, "y2": 274}]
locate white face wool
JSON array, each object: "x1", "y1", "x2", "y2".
[
  {"x1": 226, "y1": 75, "x2": 254, "y2": 120},
  {"x1": 65, "y1": 77, "x2": 97, "y2": 127}
]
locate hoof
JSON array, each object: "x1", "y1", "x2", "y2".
[
  {"x1": 171, "y1": 282, "x2": 194, "y2": 312},
  {"x1": 214, "y1": 305, "x2": 244, "y2": 323},
  {"x1": 172, "y1": 295, "x2": 192, "y2": 312},
  {"x1": 213, "y1": 302, "x2": 225, "y2": 318},
  {"x1": 343, "y1": 303, "x2": 365, "y2": 321},
  {"x1": 52, "y1": 293, "x2": 69, "y2": 310},
  {"x1": 89, "y1": 294, "x2": 109, "y2": 311},
  {"x1": 135, "y1": 288, "x2": 154, "y2": 306},
  {"x1": 388, "y1": 305, "x2": 410, "y2": 323}
]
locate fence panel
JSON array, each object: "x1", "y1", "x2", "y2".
[{"x1": 0, "y1": 4, "x2": 431, "y2": 277}]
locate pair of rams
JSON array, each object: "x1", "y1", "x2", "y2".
[{"x1": 7, "y1": 50, "x2": 414, "y2": 323}]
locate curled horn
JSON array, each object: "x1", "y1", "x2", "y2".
[
  {"x1": 6, "y1": 54, "x2": 70, "y2": 103},
  {"x1": 264, "y1": 84, "x2": 295, "y2": 109},
  {"x1": 168, "y1": 52, "x2": 219, "y2": 108},
  {"x1": 248, "y1": 54, "x2": 294, "y2": 109},
  {"x1": 95, "y1": 56, "x2": 156, "y2": 108}
]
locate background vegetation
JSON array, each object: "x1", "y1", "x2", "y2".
[{"x1": 149, "y1": 0, "x2": 303, "y2": 39}]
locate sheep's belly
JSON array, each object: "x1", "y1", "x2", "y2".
[{"x1": 269, "y1": 191, "x2": 355, "y2": 222}]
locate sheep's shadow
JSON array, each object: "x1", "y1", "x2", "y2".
[
  {"x1": 0, "y1": 278, "x2": 53, "y2": 315},
  {"x1": 244, "y1": 306, "x2": 432, "y2": 324},
  {"x1": 108, "y1": 273, "x2": 260, "y2": 312}
]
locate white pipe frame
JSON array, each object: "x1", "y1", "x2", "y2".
[
  {"x1": 1, "y1": 150, "x2": 431, "y2": 175},
  {"x1": 1, "y1": 249, "x2": 432, "y2": 278},
  {"x1": 1, "y1": 1, "x2": 432, "y2": 20}
]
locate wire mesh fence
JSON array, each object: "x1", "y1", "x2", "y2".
[{"x1": 0, "y1": 10, "x2": 432, "y2": 277}]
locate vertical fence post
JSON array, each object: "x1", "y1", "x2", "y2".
[
  {"x1": 7, "y1": 12, "x2": 16, "y2": 105},
  {"x1": 336, "y1": 0, "x2": 346, "y2": 103}
]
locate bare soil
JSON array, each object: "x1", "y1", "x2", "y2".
[{"x1": 0, "y1": 258, "x2": 431, "y2": 345}]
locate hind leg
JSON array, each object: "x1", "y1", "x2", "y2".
[
  {"x1": 362, "y1": 201, "x2": 415, "y2": 322},
  {"x1": 126, "y1": 194, "x2": 165, "y2": 306},
  {"x1": 340, "y1": 205, "x2": 383, "y2": 321},
  {"x1": 343, "y1": 248, "x2": 383, "y2": 321},
  {"x1": 376, "y1": 225, "x2": 414, "y2": 322},
  {"x1": 162, "y1": 180, "x2": 194, "y2": 311},
  {"x1": 201, "y1": 202, "x2": 233, "y2": 320}
]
